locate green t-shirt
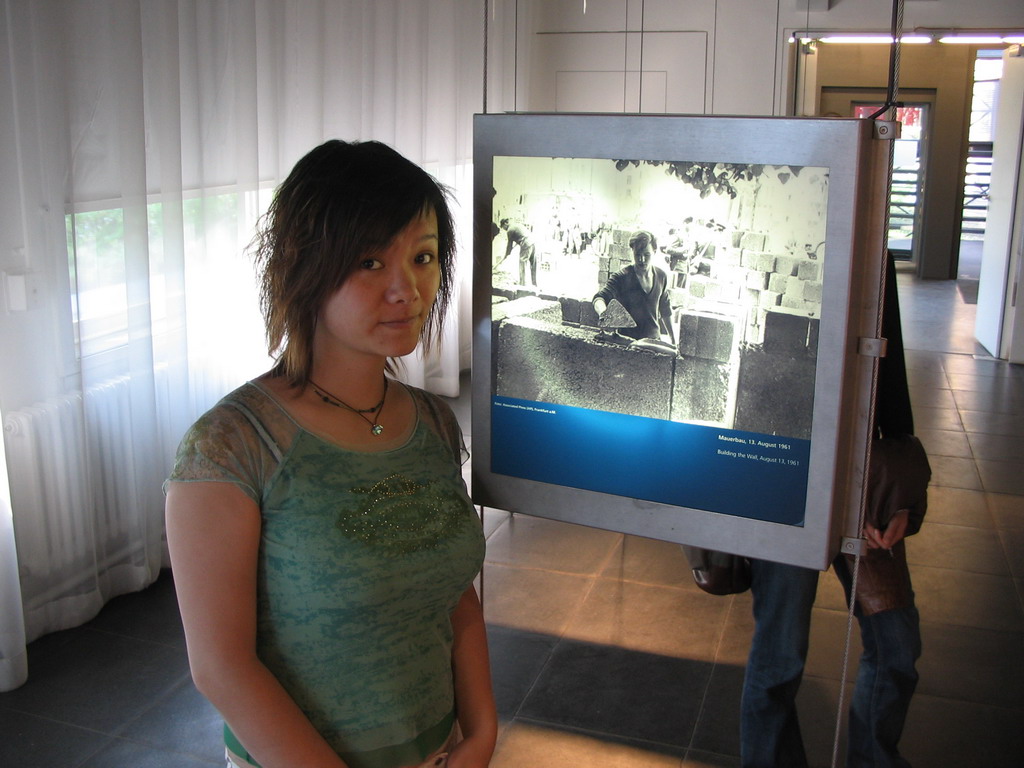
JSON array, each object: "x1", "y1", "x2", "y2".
[{"x1": 167, "y1": 380, "x2": 484, "y2": 768}]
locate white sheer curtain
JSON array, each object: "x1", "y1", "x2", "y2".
[{"x1": 0, "y1": 0, "x2": 483, "y2": 692}]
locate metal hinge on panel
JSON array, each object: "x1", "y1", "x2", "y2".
[
  {"x1": 841, "y1": 536, "x2": 868, "y2": 557},
  {"x1": 873, "y1": 120, "x2": 900, "y2": 140},
  {"x1": 858, "y1": 337, "x2": 888, "y2": 358}
]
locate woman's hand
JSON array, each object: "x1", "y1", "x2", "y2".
[{"x1": 864, "y1": 508, "x2": 910, "y2": 550}]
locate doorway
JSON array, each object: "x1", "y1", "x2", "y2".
[{"x1": 820, "y1": 88, "x2": 935, "y2": 267}]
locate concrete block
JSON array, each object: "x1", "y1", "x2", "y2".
[
  {"x1": 580, "y1": 300, "x2": 601, "y2": 327},
  {"x1": 797, "y1": 260, "x2": 821, "y2": 281},
  {"x1": 784, "y1": 279, "x2": 806, "y2": 302},
  {"x1": 774, "y1": 255, "x2": 801, "y2": 276},
  {"x1": 711, "y1": 264, "x2": 741, "y2": 285},
  {"x1": 740, "y1": 231, "x2": 768, "y2": 251},
  {"x1": 495, "y1": 317, "x2": 675, "y2": 420},
  {"x1": 745, "y1": 270, "x2": 769, "y2": 291},
  {"x1": 678, "y1": 312, "x2": 737, "y2": 363},
  {"x1": 741, "y1": 250, "x2": 776, "y2": 273},
  {"x1": 689, "y1": 276, "x2": 710, "y2": 298},
  {"x1": 715, "y1": 247, "x2": 741, "y2": 267},
  {"x1": 781, "y1": 295, "x2": 818, "y2": 314},
  {"x1": 763, "y1": 309, "x2": 811, "y2": 355},
  {"x1": 559, "y1": 296, "x2": 582, "y2": 325},
  {"x1": 672, "y1": 357, "x2": 730, "y2": 423},
  {"x1": 493, "y1": 295, "x2": 561, "y2": 323},
  {"x1": 733, "y1": 347, "x2": 815, "y2": 440},
  {"x1": 759, "y1": 290, "x2": 783, "y2": 307},
  {"x1": 493, "y1": 286, "x2": 518, "y2": 301},
  {"x1": 801, "y1": 280, "x2": 823, "y2": 304},
  {"x1": 768, "y1": 273, "x2": 789, "y2": 293},
  {"x1": 716, "y1": 281, "x2": 742, "y2": 302}
]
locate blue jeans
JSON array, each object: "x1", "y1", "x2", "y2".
[{"x1": 740, "y1": 557, "x2": 921, "y2": 768}]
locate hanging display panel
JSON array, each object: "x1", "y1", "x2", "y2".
[{"x1": 472, "y1": 113, "x2": 890, "y2": 569}]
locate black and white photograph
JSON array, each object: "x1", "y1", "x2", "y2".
[{"x1": 490, "y1": 154, "x2": 830, "y2": 439}]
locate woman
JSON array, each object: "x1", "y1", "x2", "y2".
[{"x1": 165, "y1": 140, "x2": 496, "y2": 768}]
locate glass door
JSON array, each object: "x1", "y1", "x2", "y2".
[{"x1": 851, "y1": 103, "x2": 930, "y2": 260}]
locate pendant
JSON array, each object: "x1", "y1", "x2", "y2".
[{"x1": 371, "y1": 424, "x2": 384, "y2": 436}]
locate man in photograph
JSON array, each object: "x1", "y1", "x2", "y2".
[
  {"x1": 592, "y1": 229, "x2": 676, "y2": 344},
  {"x1": 499, "y1": 218, "x2": 537, "y2": 287}
]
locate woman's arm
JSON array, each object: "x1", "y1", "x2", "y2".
[
  {"x1": 446, "y1": 584, "x2": 497, "y2": 768},
  {"x1": 166, "y1": 481, "x2": 350, "y2": 768}
]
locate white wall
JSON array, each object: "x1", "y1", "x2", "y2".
[{"x1": 489, "y1": 0, "x2": 1024, "y2": 117}]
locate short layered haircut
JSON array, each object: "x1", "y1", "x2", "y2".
[{"x1": 251, "y1": 140, "x2": 456, "y2": 385}]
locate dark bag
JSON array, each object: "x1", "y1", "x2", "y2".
[
  {"x1": 850, "y1": 433, "x2": 931, "y2": 615},
  {"x1": 682, "y1": 545, "x2": 751, "y2": 595},
  {"x1": 864, "y1": 433, "x2": 930, "y2": 536}
]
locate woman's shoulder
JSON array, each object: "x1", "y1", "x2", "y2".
[
  {"x1": 405, "y1": 384, "x2": 458, "y2": 425},
  {"x1": 404, "y1": 384, "x2": 467, "y2": 463},
  {"x1": 186, "y1": 380, "x2": 295, "y2": 450}
]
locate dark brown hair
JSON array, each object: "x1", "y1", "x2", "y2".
[{"x1": 251, "y1": 140, "x2": 456, "y2": 385}]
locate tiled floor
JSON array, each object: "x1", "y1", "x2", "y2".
[{"x1": 3, "y1": 267, "x2": 1024, "y2": 767}]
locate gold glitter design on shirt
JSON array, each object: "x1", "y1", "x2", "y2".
[{"x1": 336, "y1": 473, "x2": 466, "y2": 554}]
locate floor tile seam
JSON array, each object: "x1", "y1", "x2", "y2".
[
  {"x1": 77, "y1": 730, "x2": 224, "y2": 765},
  {"x1": 928, "y1": 480, "x2": 986, "y2": 493},
  {"x1": 508, "y1": 714, "x2": 692, "y2": 754},
  {"x1": 84, "y1": 624, "x2": 186, "y2": 650},
  {"x1": 99, "y1": 671, "x2": 196, "y2": 741},
  {"x1": 905, "y1": 560, "x2": 1020, "y2": 579},
  {"x1": 971, "y1": 453, "x2": 1024, "y2": 466},
  {"x1": 495, "y1": 641, "x2": 566, "y2": 729},
  {"x1": 996, "y1": 527, "x2": 1024, "y2": 580},
  {"x1": 899, "y1": 686, "x2": 1024, "y2": 713},
  {"x1": 685, "y1": 595, "x2": 742, "y2": 752},
  {"x1": 914, "y1": 617, "x2": 1024, "y2": 640},
  {"x1": 916, "y1": 518, "x2": 1002, "y2": 533},
  {"x1": 681, "y1": 747, "x2": 739, "y2": 765},
  {"x1": 0, "y1": 700, "x2": 120, "y2": 737},
  {"x1": 810, "y1": 603, "x2": 1024, "y2": 632},
  {"x1": 482, "y1": 560, "x2": 609, "y2": 579},
  {"x1": 590, "y1": 571, "x2": 703, "y2": 595},
  {"x1": 70, "y1": 734, "x2": 120, "y2": 768},
  {"x1": 488, "y1": 566, "x2": 610, "y2": 709}
]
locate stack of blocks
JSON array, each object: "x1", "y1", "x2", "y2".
[{"x1": 678, "y1": 229, "x2": 822, "y2": 346}]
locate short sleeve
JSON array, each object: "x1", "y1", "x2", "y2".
[
  {"x1": 165, "y1": 405, "x2": 269, "y2": 502},
  {"x1": 410, "y1": 388, "x2": 469, "y2": 467}
]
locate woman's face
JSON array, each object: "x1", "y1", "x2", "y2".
[{"x1": 315, "y1": 209, "x2": 441, "y2": 364}]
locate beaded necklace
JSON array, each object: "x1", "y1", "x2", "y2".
[{"x1": 309, "y1": 377, "x2": 389, "y2": 436}]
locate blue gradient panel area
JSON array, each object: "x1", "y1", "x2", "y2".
[{"x1": 492, "y1": 396, "x2": 811, "y2": 525}]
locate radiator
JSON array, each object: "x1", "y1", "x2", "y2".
[{"x1": 2, "y1": 376, "x2": 145, "y2": 607}]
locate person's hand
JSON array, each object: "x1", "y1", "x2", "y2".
[
  {"x1": 444, "y1": 733, "x2": 494, "y2": 768},
  {"x1": 864, "y1": 508, "x2": 909, "y2": 550}
]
